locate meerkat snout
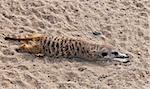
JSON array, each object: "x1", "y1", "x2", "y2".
[
  {"x1": 111, "y1": 51, "x2": 130, "y2": 63},
  {"x1": 96, "y1": 46, "x2": 130, "y2": 63}
]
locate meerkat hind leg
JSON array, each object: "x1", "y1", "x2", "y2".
[{"x1": 15, "y1": 43, "x2": 42, "y2": 55}]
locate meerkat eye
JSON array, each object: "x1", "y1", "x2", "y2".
[
  {"x1": 111, "y1": 52, "x2": 118, "y2": 55},
  {"x1": 101, "y1": 52, "x2": 108, "y2": 57}
]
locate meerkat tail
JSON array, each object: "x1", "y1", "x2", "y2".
[
  {"x1": 4, "y1": 33, "x2": 44, "y2": 41},
  {"x1": 4, "y1": 35, "x2": 33, "y2": 41}
]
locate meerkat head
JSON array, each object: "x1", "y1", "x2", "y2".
[{"x1": 95, "y1": 45, "x2": 130, "y2": 63}]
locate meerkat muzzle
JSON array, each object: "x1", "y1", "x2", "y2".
[{"x1": 113, "y1": 52, "x2": 130, "y2": 63}]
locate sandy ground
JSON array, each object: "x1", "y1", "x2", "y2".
[{"x1": 0, "y1": 0, "x2": 150, "y2": 89}]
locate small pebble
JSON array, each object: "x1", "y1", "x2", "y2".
[
  {"x1": 92, "y1": 31, "x2": 102, "y2": 36},
  {"x1": 78, "y1": 67, "x2": 87, "y2": 72},
  {"x1": 137, "y1": 51, "x2": 141, "y2": 55}
]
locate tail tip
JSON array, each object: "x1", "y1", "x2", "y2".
[
  {"x1": 4, "y1": 37, "x2": 9, "y2": 40},
  {"x1": 4, "y1": 36, "x2": 15, "y2": 40}
]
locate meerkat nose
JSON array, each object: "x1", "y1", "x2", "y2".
[{"x1": 125, "y1": 54, "x2": 130, "y2": 58}]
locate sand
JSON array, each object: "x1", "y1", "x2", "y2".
[{"x1": 0, "y1": 0, "x2": 150, "y2": 89}]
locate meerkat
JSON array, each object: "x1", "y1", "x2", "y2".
[{"x1": 4, "y1": 33, "x2": 130, "y2": 63}]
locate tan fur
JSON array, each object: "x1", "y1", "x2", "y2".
[{"x1": 5, "y1": 33, "x2": 129, "y2": 62}]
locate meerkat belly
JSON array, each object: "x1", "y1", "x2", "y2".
[{"x1": 41, "y1": 36, "x2": 95, "y2": 60}]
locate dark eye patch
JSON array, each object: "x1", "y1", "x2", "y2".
[
  {"x1": 111, "y1": 52, "x2": 118, "y2": 55},
  {"x1": 102, "y1": 52, "x2": 108, "y2": 57}
]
